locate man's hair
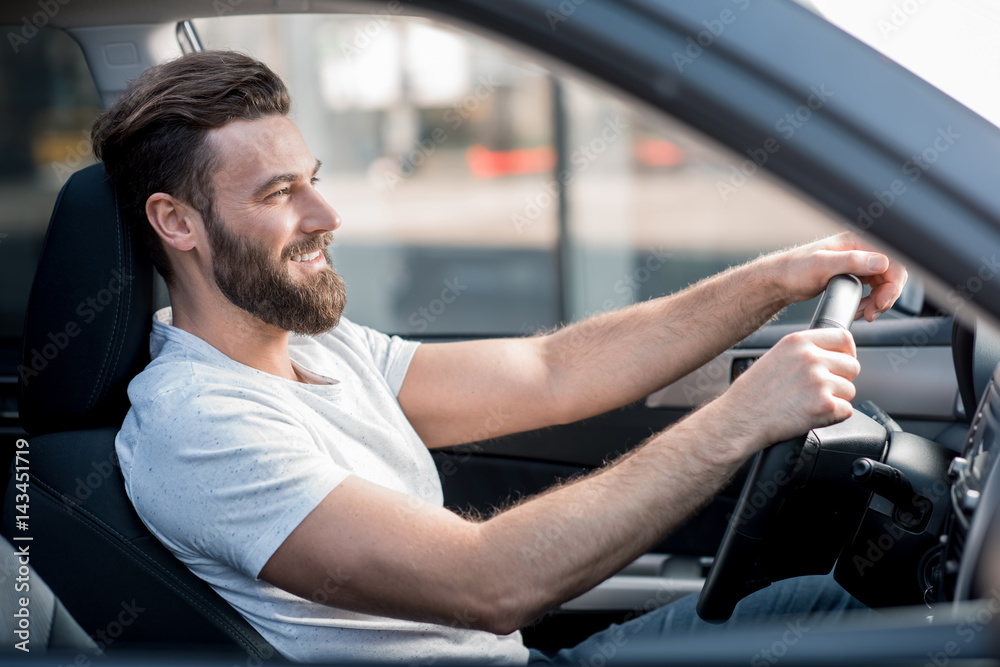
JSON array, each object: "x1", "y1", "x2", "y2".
[{"x1": 91, "y1": 50, "x2": 291, "y2": 283}]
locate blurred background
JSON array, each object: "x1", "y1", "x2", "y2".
[{"x1": 7, "y1": 2, "x2": 965, "y2": 343}]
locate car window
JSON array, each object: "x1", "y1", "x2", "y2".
[
  {"x1": 196, "y1": 15, "x2": 559, "y2": 336},
  {"x1": 0, "y1": 27, "x2": 102, "y2": 342},
  {"x1": 559, "y1": 78, "x2": 839, "y2": 325},
  {"x1": 0, "y1": 27, "x2": 101, "y2": 433},
  {"x1": 194, "y1": 13, "x2": 840, "y2": 336}
]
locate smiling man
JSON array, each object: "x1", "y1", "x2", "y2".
[{"x1": 99, "y1": 51, "x2": 904, "y2": 664}]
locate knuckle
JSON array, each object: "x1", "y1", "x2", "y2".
[
  {"x1": 831, "y1": 327, "x2": 852, "y2": 347},
  {"x1": 787, "y1": 330, "x2": 812, "y2": 345},
  {"x1": 807, "y1": 365, "x2": 827, "y2": 385},
  {"x1": 844, "y1": 382, "x2": 857, "y2": 401}
]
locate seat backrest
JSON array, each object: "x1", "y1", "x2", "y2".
[
  {"x1": 18, "y1": 163, "x2": 153, "y2": 435},
  {"x1": 5, "y1": 164, "x2": 273, "y2": 658}
]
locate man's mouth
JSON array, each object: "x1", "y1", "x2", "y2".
[{"x1": 291, "y1": 250, "x2": 323, "y2": 262}]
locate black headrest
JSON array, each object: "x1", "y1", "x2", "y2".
[{"x1": 18, "y1": 164, "x2": 154, "y2": 436}]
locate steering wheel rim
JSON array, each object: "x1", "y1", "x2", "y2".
[{"x1": 696, "y1": 274, "x2": 864, "y2": 622}]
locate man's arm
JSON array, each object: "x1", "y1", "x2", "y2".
[
  {"x1": 260, "y1": 326, "x2": 859, "y2": 634},
  {"x1": 398, "y1": 232, "x2": 906, "y2": 448}
]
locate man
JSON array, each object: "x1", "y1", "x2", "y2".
[{"x1": 99, "y1": 51, "x2": 906, "y2": 664}]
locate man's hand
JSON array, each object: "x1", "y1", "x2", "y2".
[
  {"x1": 705, "y1": 327, "x2": 860, "y2": 460},
  {"x1": 776, "y1": 231, "x2": 908, "y2": 322}
]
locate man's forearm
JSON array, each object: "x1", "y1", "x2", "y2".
[
  {"x1": 263, "y1": 400, "x2": 746, "y2": 634},
  {"x1": 472, "y1": 398, "x2": 747, "y2": 633},
  {"x1": 468, "y1": 324, "x2": 859, "y2": 633},
  {"x1": 399, "y1": 232, "x2": 903, "y2": 447},
  {"x1": 542, "y1": 252, "x2": 790, "y2": 424}
]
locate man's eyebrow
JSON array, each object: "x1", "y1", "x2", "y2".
[{"x1": 252, "y1": 159, "x2": 322, "y2": 199}]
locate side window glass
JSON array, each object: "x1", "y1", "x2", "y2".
[
  {"x1": 0, "y1": 28, "x2": 101, "y2": 432},
  {"x1": 0, "y1": 28, "x2": 102, "y2": 341},
  {"x1": 561, "y1": 79, "x2": 838, "y2": 325},
  {"x1": 195, "y1": 14, "x2": 842, "y2": 335},
  {"x1": 195, "y1": 15, "x2": 560, "y2": 335}
]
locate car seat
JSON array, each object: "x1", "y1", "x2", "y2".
[
  {"x1": 1, "y1": 163, "x2": 274, "y2": 657},
  {"x1": 0, "y1": 536, "x2": 97, "y2": 653}
]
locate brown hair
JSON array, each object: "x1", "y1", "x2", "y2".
[{"x1": 91, "y1": 50, "x2": 291, "y2": 284}]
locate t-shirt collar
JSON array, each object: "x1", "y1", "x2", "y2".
[{"x1": 150, "y1": 306, "x2": 339, "y2": 386}]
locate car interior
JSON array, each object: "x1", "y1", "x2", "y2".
[{"x1": 3, "y1": 0, "x2": 1000, "y2": 663}]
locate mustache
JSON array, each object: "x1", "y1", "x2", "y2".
[{"x1": 282, "y1": 232, "x2": 334, "y2": 260}]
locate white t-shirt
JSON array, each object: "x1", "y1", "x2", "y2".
[{"x1": 115, "y1": 308, "x2": 529, "y2": 664}]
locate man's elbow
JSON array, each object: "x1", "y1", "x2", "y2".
[
  {"x1": 467, "y1": 595, "x2": 533, "y2": 637},
  {"x1": 445, "y1": 524, "x2": 548, "y2": 636},
  {"x1": 460, "y1": 574, "x2": 546, "y2": 636}
]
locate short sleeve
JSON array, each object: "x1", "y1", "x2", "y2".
[
  {"x1": 118, "y1": 383, "x2": 349, "y2": 579},
  {"x1": 333, "y1": 319, "x2": 420, "y2": 396}
]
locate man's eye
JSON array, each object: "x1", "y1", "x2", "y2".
[
  {"x1": 310, "y1": 177, "x2": 320, "y2": 186},
  {"x1": 269, "y1": 187, "x2": 290, "y2": 199}
]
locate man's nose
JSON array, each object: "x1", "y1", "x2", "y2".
[{"x1": 301, "y1": 187, "x2": 342, "y2": 234}]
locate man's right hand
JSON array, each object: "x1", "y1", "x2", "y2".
[{"x1": 704, "y1": 327, "x2": 860, "y2": 464}]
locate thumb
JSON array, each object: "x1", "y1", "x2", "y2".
[{"x1": 831, "y1": 250, "x2": 889, "y2": 277}]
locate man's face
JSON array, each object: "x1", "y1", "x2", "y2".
[{"x1": 202, "y1": 115, "x2": 346, "y2": 335}]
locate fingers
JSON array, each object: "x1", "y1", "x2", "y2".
[
  {"x1": 875, "y1": 256, "x2": 908, "y2": 295},
  {"x1": 857, "y1": 279, "x2": 901, "y2": 322},
  {"x1": 809, "y1": 235, "x2": 908, "y2": 321},
  {"x1": 819, "y1": 348, "x2": 861, "y2": 385},
  {"x1": 723, "y1": 328, "x2": 860, "y2": 447},
  {"x1": 830, "y1": 249, "x2": 888, "y2": 278},
  {"x1": 802, "y1": 326, "x2": 857, "y2": 359},
  {"x1": 789, "y1": 330, "x2": 859, "y2": 425},
  {"x1": 791, "y1": 331, "x2": 860, "y2": 405}
]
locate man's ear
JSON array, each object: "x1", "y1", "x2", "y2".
[{"x1": 145, "y1": 193, "x2": 200, "y2": 251}]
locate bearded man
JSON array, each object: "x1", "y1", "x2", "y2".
[{"x1": 100, "y1": 51, "x2": 905, "y2": 664}]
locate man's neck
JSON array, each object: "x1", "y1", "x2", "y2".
[{"x1": 167, "y1": 288, "x2": 300, "y2": 382}]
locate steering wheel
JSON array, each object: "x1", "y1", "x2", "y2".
[{"x1": 696, "y1": 274, "x2": 865, "y2": 622}]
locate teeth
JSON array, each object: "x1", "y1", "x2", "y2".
[{"x1": 291, "y1": 250, "x2": 322, "y2": 262}]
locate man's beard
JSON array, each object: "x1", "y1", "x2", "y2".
[{"x1": 206, "y1": 214, "x2": 347, "y2": 336}]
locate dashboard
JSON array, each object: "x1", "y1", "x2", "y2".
[{"x1": 949, "y1": 365, "x2": 1000, "y2": 603}]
